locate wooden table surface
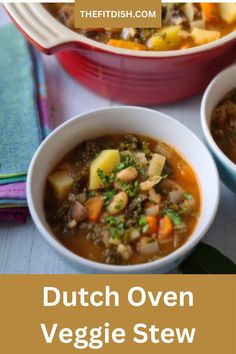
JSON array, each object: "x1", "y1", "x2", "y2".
[{"x1": 0, "y1": 6, "x2": 235, "y2": 274}]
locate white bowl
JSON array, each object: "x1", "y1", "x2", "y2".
[
  {"x1": 27, "y1": 107, "x2": 220, "y2": 273},
  {"x1": 201, "y1": 65, "x2": 236, "y2": 193}
]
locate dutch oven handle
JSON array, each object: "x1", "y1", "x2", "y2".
[{"x1": 4, "y1": 3, "x2": 87, "y2": 55}]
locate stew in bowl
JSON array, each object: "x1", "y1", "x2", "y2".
[
  {"x1": 211, "y1": 89, "x2": 236, "y2": 164},
  {"x1": 44, "y1": 134, "x2": 200, "y2": 266},
  {"x1": 201, "y1": 65, "x2": 236, "y2": 193}
]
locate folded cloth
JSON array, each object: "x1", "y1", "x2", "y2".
[
  {"x1": 0, "y1": 25, "x2": 42, "y2": 180},
  {"x1": 0, "y1": 207, "x2": 28, "y2": 223},
  {"x1": 0, "y1": 175, "x2": 26, "y2": 184},
  {"x1": 0, "y1": 25, "x2": 51, "y2": 220},
  {"x1": 0, "y1": 182, "x2": 25, "y2": 200}
]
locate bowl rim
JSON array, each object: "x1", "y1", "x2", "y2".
[
  {"x1": 27, "y1": 106, "x2": 220, "y2": 273},
  {"x1": 4, "y1": 3, "x2": 236, "y2": 58},
  {"x1": 201, "y1": 64, "x2": 236, "y2": 173}
]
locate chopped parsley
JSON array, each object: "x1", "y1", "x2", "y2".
[
  {"x1": 180, "y1": 207, "x2": 191, "y2": 215},
  {"x1": 120, "y1": 180, "x2": 139, "y2": 198},
  {"x1": 106, "y1": 215, "x2": 125, "y2": 226},
  {"x1": 106, "y1": 216, "x2": 118, "y2": 226},
  {"x1": 115, "y1": 154, "x2": 136, "y2": 172},
  {"x1": 134, "y1": 197, "x2": 143, "y2": 214},
  {"x1": 164, "y1": 209, "x2": 182, "y2": 226},
  {"x1": 115, "y1": 199, "x2": 123, "y2": 210},
  {"x1": 183, "y1": 193, "x2": 192, "y2": 200},
  {"x1": 88, "y1": 190, "x2": 98, "y2": 198},
  {"x1": 106, "y1": 216, "x2": 125, "y2": 239},
  {"x1": 103, "y1": 189, "x2": 116, "y2": 209},
  {"x1": 139, "y1": 215, "x2": 147, "y2": 226},
  {"x1": 97, "y1": 169, "x2": 115, "y2": 187},
  {"x1": 109, "y1": 227, "x2": 124, "y2": 239},
  {"x1": 138, "y1": 215, "x2": 148, "y2": 234}
]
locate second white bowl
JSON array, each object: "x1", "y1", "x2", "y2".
[{"x1": 201, "y1": 64, "x2": 236, "y2": 193}]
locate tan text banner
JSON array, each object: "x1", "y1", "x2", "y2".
[
  {"x1": 75, "y1": 0, "x2": 161, "y2": 28},
  {"x1": 0, "y1": 275, "x2": 235, "y2": 353}
]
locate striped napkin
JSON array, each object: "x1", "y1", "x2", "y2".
[{"x1": 0, "y1": 25, "x2": 51, "y2": 222}]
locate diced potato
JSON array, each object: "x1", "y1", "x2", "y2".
[
  {"x1": 147, "y1": 26, "x2": 181, "y2": 51},
  {"x1": 155, "y1": 142, "x2": 173, "y2": 160},
  {"x1": 184, "y1": 3, "x2": 195, "y2": 22},
  {"x1": 148, "y1": 153, "x2": 166, "y2": 177},
  {"x1": 191, "y1": 28, "x2": 220, "y2": 45},
  {"x1": 89, "y1": 149, "x2": 120, "y2": 190},
  {"x1": 48, "y1": 170, "x2": 73, "y2": 200},
  {"x1": 218, "y1": 4, "x2": 236, "y2": 24}
]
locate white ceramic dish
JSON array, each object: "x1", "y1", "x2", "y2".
[
  {"x1": 27, "y1": 107, "x2": 220, "y2": 273},
  {"x1": 201, "y1": 64, "x2": 236, "y2": 193}
]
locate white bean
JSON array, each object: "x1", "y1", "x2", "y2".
[
  {"x1": 116, "y1": 166, "x2": 138, "y2": 182},
  {"x1": 139, "y1": 176, "x2": 162, "y2": 191},
  {"x1": 117, "y1": 244, "x2": 133, "y2": 261},
  {"x1": 108, "y1": 191, "x2": 128, "y2": 215}
]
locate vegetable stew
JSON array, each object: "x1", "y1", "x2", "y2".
[
  {"x1": 44, "y1": 134, "x2": 201, "y2": 265},
  {"x1": 211, "y1": 89, "x2": 236, "y2": 163},
  {"x1": 44, "y1": 3, "x2": 236, "y2": 51}
]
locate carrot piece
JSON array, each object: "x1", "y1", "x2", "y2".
[
  {"x1": 146, "y1": 216, "x2": 159, "y2": 235},
  {"x1": 86, "y1": 196, "x2": 104, "y2": 222},
  {"x1": 200, "y1": 3, "x2": 219, "y2": 21},
  {"x1": 107, "y1": 39, "x2": 146, "y2": 51},
  {"x1": 158, "y1": 216, "x2": 174, "y2": 242}
]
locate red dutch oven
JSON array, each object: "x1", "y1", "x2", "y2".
[{"x1": 5, "y1": 3, "x2": 236, "y2": 105}]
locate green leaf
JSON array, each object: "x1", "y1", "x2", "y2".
[
  {"x1": 115, "y1": 199, "x2": 123, "y2": 210},
  {"x1": 97, "y1": 169, "x2": 115, "y2": 187},
  {"x1": 106, "y1": 216, "x2": 118, "y2": 226},
  {"x1": 103, "y1": 189, "x2": 116, "y2": 208},
  {"x1": 164, "y1": 209, "x2": 182, "y2": 226},
  {"x1": 183, "y1": 193, "x2": 192, "y2": 200},
  {"x1": 180, "y1": 242, "x2": 236, "y2": 274},
  {"x1": 110, "y1": 226, "x2": 124, "y2": 239},
  {"x1": 106, "y1": 215, "x2": 125, "y2": 240},
  {"x1": 120, "y1": 180, "x2": 139, "y2": 198},
  {"x1": 139, "y1": 215, "x2": 147, "y2": 226},
  {"x1": 115, "y1": 154, "x2": 136, "y2": 172},
  {"x1": 88, "y1": 190, "x2": 98, "y2": 198}
]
